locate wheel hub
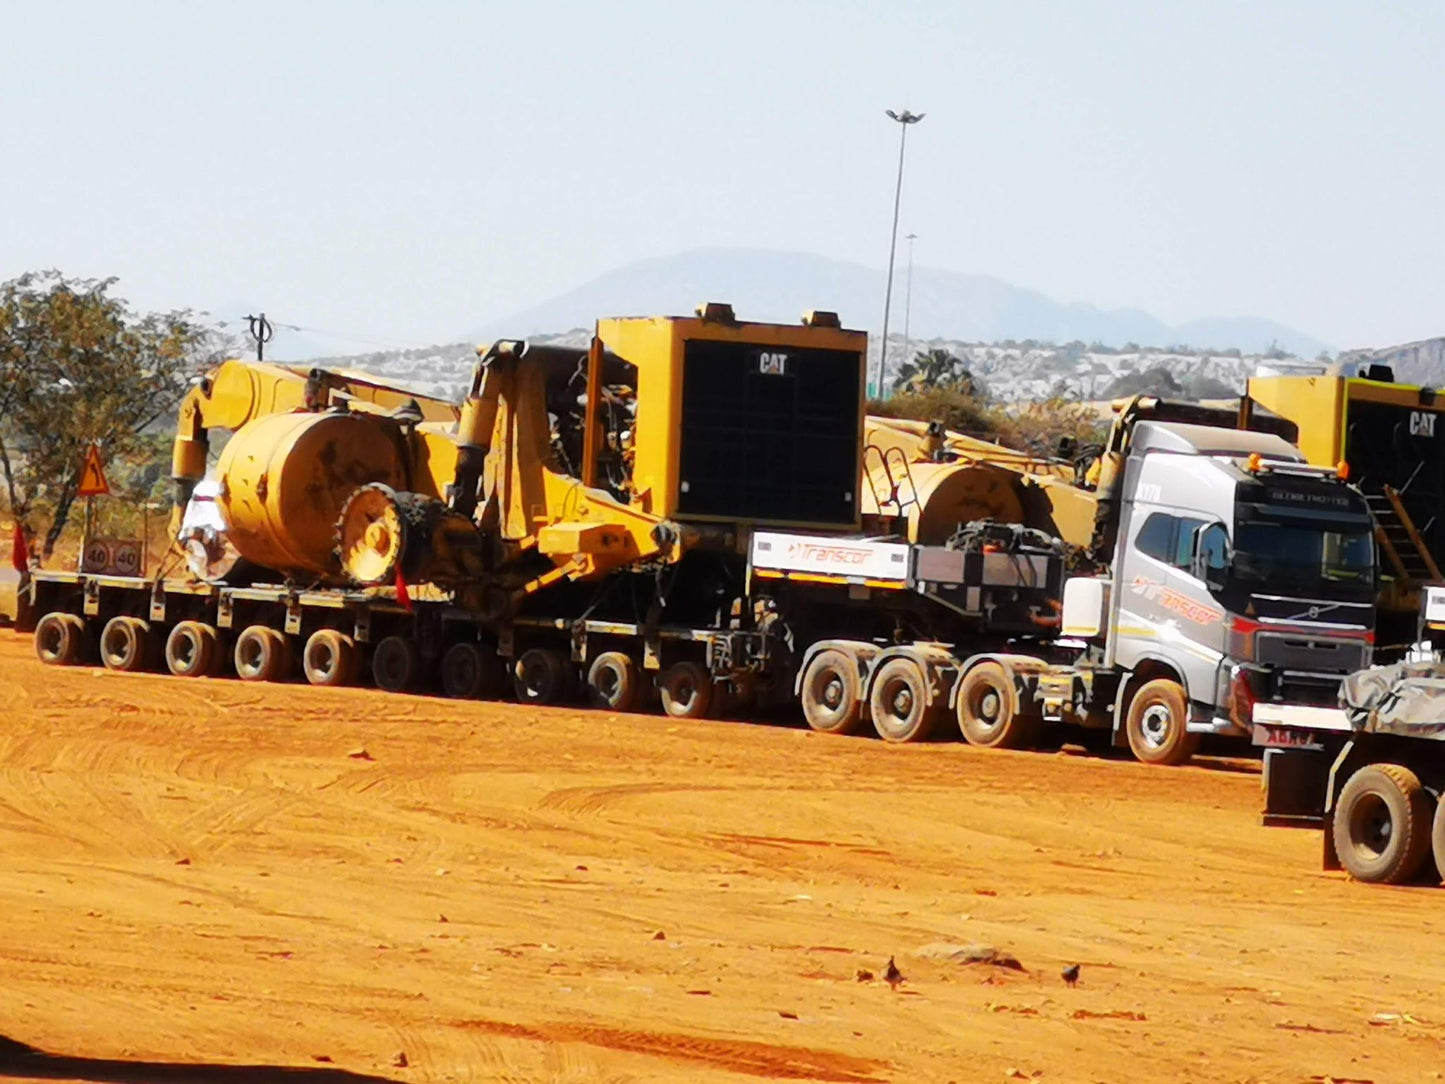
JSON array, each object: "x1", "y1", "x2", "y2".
[
  {"x1": 978, "y1": 690, "x2": 1001, "y2": 726},
  {"x1": 891, "y1": 685, "x2": 914, "y2": 718},
  {"x1": 1351, "y1": 794, "x2": 1392, "y2": 856},
  {"x1": 1139, "y1": 704, "x2": 1172, "y2": 748}
]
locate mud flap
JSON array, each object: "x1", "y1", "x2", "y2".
[{"x1": 1322, "y1": 814, "x2": 1341, "y2": 871}]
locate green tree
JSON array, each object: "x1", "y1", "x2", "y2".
[
  {"x1": 0, "y1": 271, "x2": 219, "y2": 558},
  {"x1": 891, "y1": 347, "x2": 988, "y2": 398}
]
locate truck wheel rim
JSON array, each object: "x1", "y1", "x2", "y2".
[
  {"x1": 889, "y1": 680, "x2": 913, "y2": 720},
  {"x1": 174, "y1": 633, "x2": 199, "y2": 669},
  {"x1": 38, "y1": 622, "x2": 65, "y2": 660},
  {"x1": 239, "y1": 638, "x2": 263, "y2": 673},
  {"x1": 103, "y1": 626, "x2": 131, "y2": 667},
  {"x1": 1348, "y1": 793, "x2": 1392, "y2": 857},
  {"x1": 974, "y1": 689, "x2": 1001, "y2": 731},
  {"x1": 821, "y1": 675, "x2": 843, "y2": 710},
  {"x1": 309, "y1": 643, "x2": 337, "y2": 679},
  {"x1": 1139, "y1": 704, "x2": 1172, "y2": 749}
]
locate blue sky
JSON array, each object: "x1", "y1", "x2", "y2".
[{"x1": 2, "y1": 1, "x2": 1441, "y2": 350}]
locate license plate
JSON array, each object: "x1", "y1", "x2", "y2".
[{"x1": 1252, "y1": 724, "x2": 1325, "y2": 750}]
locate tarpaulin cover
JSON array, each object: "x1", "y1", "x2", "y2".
[{"x1": 1340, "y1": 661, "x2": 1445, "y2": 738}]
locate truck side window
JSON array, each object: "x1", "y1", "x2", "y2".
[
  {"x1": 1135, "y1": 513, "x2": 1175, "y2": 564},
  {"x1": 1173, "y1": 517, "x2": 1208, "y2": 567},
  {"x1": 1197, "y1": 522, "x2": 1229, "y2": 572}
]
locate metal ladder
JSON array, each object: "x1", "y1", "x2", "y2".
[
  {"x1": 1363, "y1": 462, "x2": 1441, "y2": 586},
  {"x1": 862, "y1": 444, "x2": 921, "y2": 522}
]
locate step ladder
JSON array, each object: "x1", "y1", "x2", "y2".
[{"x1": 1364, "y1": 475, "x2": 1441, "y2": 587}]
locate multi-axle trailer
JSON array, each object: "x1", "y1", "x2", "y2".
[{"x1": 19, "y1": 306, "x2": 1377, "y2": 766}]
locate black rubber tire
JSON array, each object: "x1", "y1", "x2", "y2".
[
  {"x1": 100, "y1": 616, "x2": 151, "y2": 673},
  {"x1": 586, "y1": 651, "x2": 641, "y2": 712},
  {"x1": 371, "y1": 634, "x2": 420, "y2": 693},
  {"x1": 1124, "y1": 678, "x2": 1200, "y2": 766},
  {"x1": 1332, "y1": 763, "x2": 1434, "y2": 885},
  {"x1": 513, "y1": 647, "x2": 571, "y2": 705},
  {"x1": 234, "y1": 626, "x2": 291, "y2": 683},
  {"x1": 34, "y1": 612, "x2": 86, "y2": 666},
  {"x1": 658, "y1": 661, "x2": 713, "y2": 719},
  {"x1": 956, "y1": 661, "x2": 1038, "y2": 749},
  {"x1": 727, "y1": 672, "x2": 758, "y2": 714},
  {"x1": 1431, "y1": 797, "x2": 1445, "y2": 888},
  {"x1": 869, "y1": 657, "x2": 940, "y2": 743},
  {"x1": 165, "y1": 621, "x2": 219, "y2": 678},
  {"x1": 304, "y1": 629, "x2": 357, "y2": 687},
  {"x1": 440, "y1": 641, "x2": 502, "y2": 699},
  {"x1": 800, "y1": 649, "x2": 865, "y2": 735}
]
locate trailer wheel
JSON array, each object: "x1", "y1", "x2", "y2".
[
  {"x1": 800, "y1": 650, "x2": 865, "y2": 734},
  {"x1": 957, "y1": 662, "x2": 1037, "y2": 749},
  {"x1": 658, "y1": 661, "x2": 713, "y2": 719},
  {"x1": 513, "y1": 648, "x2": 571, "y2": 705},
  {"x1": 234, "y1": 626, "x2": 291, "y2": 683},
  {"x1": 1332, "y1": 763, "x2": 1434, "y2": 885},
  {"x1": 1431, "y1": 799, "x2": 1445, "y2": 887},
  {"x1": 165, "y1": 621, "x2": 219, "y2": 678},
  {"x1": 372, "y1": 635, "x2": 421, "y2": 693},
  {"x1": 100, "y1": 616, "x2": 152, "y2": 673},
  {"x1": 441, "y1": 642, "x2": 502, "y2": 700},
  {"x1": 587, "y1": 651, "x2": 641, "y2": 712},
  {"x1": 869, "y1": 657, "x2": 939, "y2": 743},
  {"x1": 1124, "y1": 678, "x2": 1199, "y2": 766},
  {"x1": 304, "y1": 629, "x2": 357, "y2": 687},
  {"x1": 34, "y1": 612, "x2": 86, "y2": 666}
]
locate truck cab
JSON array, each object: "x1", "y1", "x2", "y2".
[{"x1": 1096, "y1": 421, "x2": 1375, "y2": 750}]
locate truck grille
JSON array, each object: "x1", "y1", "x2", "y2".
[{"x1": 1256, "y1": 632, "x2": 1367, "y2": 675}]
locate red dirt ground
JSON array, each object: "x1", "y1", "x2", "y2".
[{"x1": 0, "y1": 630, "x2": 1441, "y2": 1083}]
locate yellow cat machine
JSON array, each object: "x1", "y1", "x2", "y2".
[
  {"x1": 1247, "y1": 364, "x2": 1445, "y2": 653},
  {"x1": 21, "y1": 306, "x2": 883, "y2": 709}
]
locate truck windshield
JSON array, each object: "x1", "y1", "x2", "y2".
[{"x1": 1232, "y1": 520, "x2": 1374, "y2": 586}]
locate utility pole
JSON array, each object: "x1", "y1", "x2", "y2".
[
  {"x1": 903, "y1": 231, "x2": 918, "y2": 365},
  {"x1": 876, "y1": 108, "x2": 924, "y2": 398},
  {"x1": 245, "y1": 313, "x2": 274, "y2": 361}
]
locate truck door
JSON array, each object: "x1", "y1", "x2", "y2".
[{"x1": 1119, "y1": 511, "x2": 1228, "y2": 709}]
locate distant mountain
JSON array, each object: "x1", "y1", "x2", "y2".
[{"x1": 468, "y1": 248, "x2": 1330, "y2": 357}]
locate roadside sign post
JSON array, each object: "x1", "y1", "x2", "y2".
[{"x1": 76, "y1": 444, "x2": 111, "y2": 572}]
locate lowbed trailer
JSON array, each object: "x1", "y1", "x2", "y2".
[{"x1": 1255, "y1": 584, "x2": 1445, "y2": 884}]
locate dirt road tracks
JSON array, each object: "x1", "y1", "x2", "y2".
[{"x1": 0, "y1": 631, "x2": 1440, "y2": 1083}]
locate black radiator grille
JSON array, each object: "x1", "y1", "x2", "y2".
[{"x1": 677, "y1": 340, "x2": 861, "y2": 524}]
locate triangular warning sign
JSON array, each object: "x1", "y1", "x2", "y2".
[{"x1": 77, "y1": 444, "x2": 110, "y2": 497}]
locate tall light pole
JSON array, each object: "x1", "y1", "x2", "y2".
[
  {"x1": 903, "y1": 231, "x2": 918, "y2": 364},
  {"x1": 876, "y1": 108, "x2": 924, "y2": 398}
]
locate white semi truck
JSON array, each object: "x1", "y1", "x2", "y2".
[{"x1": 764, "y1": 404, "x2": 1377, "y2": 765}]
